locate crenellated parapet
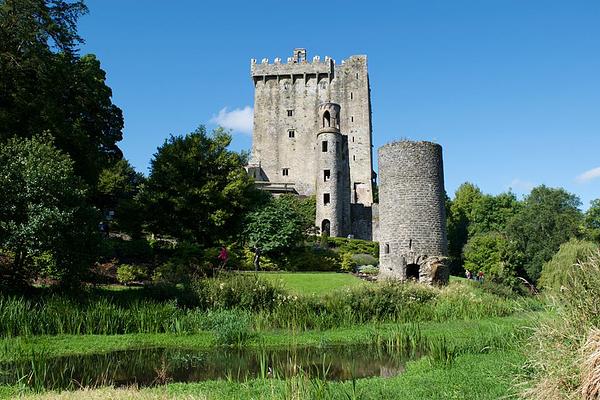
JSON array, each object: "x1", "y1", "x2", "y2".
[{"x1": 251, "y1": 55, "x2": 334, "y2": 79}]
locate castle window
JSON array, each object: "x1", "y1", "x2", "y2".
[
  {"x1": 282, "y1": 168, "x2": 289, "y2": 176},
  {"x1": 353, "y1": 155, "x2": 356, "y2": 161},
  {"x1": 352, "y1": 136, "x2": 355, "y2": 143},
  {"x1": 288, "y1": 130, "x2": 295, "y2": 138},
  {"x1": 385, "y1": 243, "x2": 390, "y2": 254},
  {"x1": 351, "y1": 116, "x2": 354, "y2": 122},
  {"x1": 350, "y1": 92, "x2": 353, "y2": 100},
  {"x1": 356, "y1": 73, "x2": 359, "y2": 79},
  {"x1": 323, "y1": 170, "x2": 330, "y2": 182},
  {"x1": 323, "y1": 193, "x2": 330, "y2": 205},
  {"x1": 322, "y1": 141, "x2": 328, "y2": 152},
  {"x1": 287, "y1": 109, "x2": 293, "y2": 117}
]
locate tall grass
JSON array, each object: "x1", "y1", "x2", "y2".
[
  {"x1": 522, "y1": 250, "x2": 600, "y2": 400},
  {"x1": 0, "y1": 275, "x2": 540, "y2": 338}
]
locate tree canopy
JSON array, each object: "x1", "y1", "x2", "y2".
[
  {"x1": 0, "y1": 135, "x2": 99, "y2": 286},
  {"x1": 0, "y1": 0, "x2": 124, "y2": 185},
  {"x1": 143, "y1": 126, "x2": 260, "y2": 245}
]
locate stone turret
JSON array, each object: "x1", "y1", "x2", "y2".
[
  {"x1": 377, "y1": 140, "x2": 449, "y2": 284},
  {"x1": 315, "y1": 102, "x2": 350, "y2": 237}
]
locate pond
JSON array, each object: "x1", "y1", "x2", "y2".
[{"x1": 0, "y1": 344, "x2": 418, "y2": 390}]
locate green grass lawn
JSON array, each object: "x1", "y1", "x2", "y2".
[{"x1": 257, "y1": 272, "x2": 368, "y2": 296}]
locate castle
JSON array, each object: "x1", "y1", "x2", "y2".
[
  {"x1": 248, "y1": 48, "x2": 448, "y2": 283},
  {"x1": 247, "y1": 48, "x2": 375, "y2": 239}
]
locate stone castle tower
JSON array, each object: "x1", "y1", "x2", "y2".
[
  {"x1": 315, "y1": 102, "x2": 351, "y2": 237},
  {"x1": 248, "y1": 48, "x2": 375, "y2": 239},
  {"x1": 377, "y1": 141, "x2": 449, "y2": 284}
]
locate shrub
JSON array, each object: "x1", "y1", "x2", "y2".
[
  {"x1": 328, "y1": 237, "x2": 379, "y2": 258},
  {"x1": 340, "y1": 252, "x2": 355, "y2": 272},
  {"x1": 352, "y1": 253, "x2": 378, "y2": 266},
  {"x1": 284, "y1": 247, "x2": 339, "y2": 271},
  {"x1": 539, "y1": 238, "x2": 598, "y2": 292},
  {"x1": 116, "y1": 264, "x2": 146, "y2": 284}
]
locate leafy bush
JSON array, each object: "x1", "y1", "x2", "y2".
[
  {"x1": 352, "y1": 253, "x2": 378, "y2": 266},
  {"x1": 340, "y1": 252, "x2": 355, "y2": 272},
  {"x1": 200, "y1": 309, "x2": 254, "y2": 346},
  {"x1": 328, "y1": 237, "x2": 379, "y2": 258},
  {"x1": 358, "y1": 265, "x2": 379, "y2": 275},
  {"x1": 539, "y1": 238, "x2": 598, "y2": 292},
  {"x1": 284, "y1": 247, "x2": 340, "y2": 271},
  {"x1": 116, "y1": 264, "x2": 146, "y2": 284}
]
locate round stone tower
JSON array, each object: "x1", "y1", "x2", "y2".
[
  {"x1": 378, "y1": 140, "x2": 448, "y2": 284},
  {"x1": 315, "y1": 102, "x2": 350, "y2": 237}
]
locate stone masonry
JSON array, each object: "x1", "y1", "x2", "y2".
[
  {"x1": 377, "y1": 141, "x2": 449, "y2": 284},
  {"x1": 248, "y1": 49, "x2": 374, "y2": 239}
]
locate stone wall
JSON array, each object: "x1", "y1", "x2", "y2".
[{"x1": 377, "y1": 140, "x2": 448, "y2": 284}]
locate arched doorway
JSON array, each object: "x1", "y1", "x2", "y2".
[
  {"x1": 406, "y1": 263, "x2": 420, "y2": 281},
  {"x1": 321, "y1": 219, "x2": 330, "y2": 236}
]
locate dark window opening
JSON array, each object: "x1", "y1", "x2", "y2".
[
  {"x1": 384, "y1": 243, "x2": 390, "y2": 254},
  {"x1": 351, "y1": 116, "x2": 354, "y2": 122},
  {"x1": 323, "y1": 193, "x2": 330, "y2": 205},
  {"x1": 288, "y1": 130, "x2": 295, "y2": 138},
  {"x1": 352, "y1": 136, "x2": 355, "y2": 142},
  {"x1": 323, "y1": 110, "x2": 331, "y2": 127},
  {"x1": 406, "y1": 264, "x2": 420, "y2": 280},
  {"x1": 282, "y1": 168, "x2": 289, "y2": 176},
  {"x1": 323, "y1": 169, "x2": 330, "y2": 182},
  {"x1": 321, "y1": 219, "x2": 330, "y2": 236},
  {"x1": 409, "y1": 239, "x2": 412, "y2": 250},
  {"x1": 322, "y1": 141, "x2": 328, "y2": 152},
  {"x1": 353, "y1": 155, "x2": 356, "y2": 161},
  {"x1": 287, "y1": 110, "x2": 293, "y2": 117},
  {"x1": 350, "y1": 92, "x2": 353, "y2": 100}
]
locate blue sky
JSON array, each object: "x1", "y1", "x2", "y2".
[{"x1": 79, "y1": 0, "x2": 600, "y2": 209}]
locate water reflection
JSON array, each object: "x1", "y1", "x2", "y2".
[{"x1": 0, "y1": 344, "x2": 414, "y2": 390}]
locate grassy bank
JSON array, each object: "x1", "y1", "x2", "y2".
[{"x1": 258, "y1": 272, "x2": 367, "y2": 296}]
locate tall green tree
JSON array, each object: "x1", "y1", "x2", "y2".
[
  {"x1": 144, "y1": 126, "x2": 259, "y2": 245},
  {"x1": 0, "y1": 0, "x2": 124, "y2": 185},
  {"x1": 244, "y1": 195, "x2": 306, "y2": 256},
  {"x1": 446, "y1": 182, "x2": 483, "y2": 273},
  {"x1": 0, "y1": 135, "x2": 99, "y2": 286},
  {"x1": 584, "y1": 199, "x2": 600, "y2": 242},
  {"x1": 505, "y1": 185, "x2": 583, "y2": 283},
  {"x1": 468, "y1": 192, "x2": 521, "y2": 237},
  {"x1": 97, "y1": 159, "x2": 146, "y2": 238}
]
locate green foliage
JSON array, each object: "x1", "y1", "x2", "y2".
[
  {"x1": 340, "y1": 253, "x2": 355, "y2": 272},
  {"x1": 200, "y1": 309, "x2": 254, "y2": 346},
  {"x1": 446, "y1": 183, "x2": 483, "y2": 272},
  {"x1": 244, "y1": 195, "x2": 307, "y2": 255},
  {"x1": 284, "y1": 247, "x2": 340, "y2": 271},
  {"x1": 0, "y1": 136, "x2": 99, "y2": 286},
  {"x1": 538, "y1": 238, "x2": 598, "y2": 292},
  {"x1": 116, "y1": 264, "x2": 146, "y2": 285},
  {"x1": 327, "y1": 237, "x2": 379, "y2": 258},
  {"x1": 583, "y1": 199, "x2": 600, "y2": 242},
  {"x1": 144, "y1": 126, "x2": 258, "y2": 245},
  {"x1": 463, "y1": 232, "x2": 515, "y2": 282},
  {"x1": 352, "y1": 253, "x2": 379, "y2": 266},
  {"x1": 96, "y1": 159, "x2": 146, "y2": 238},
  {"x1": 468, "y1": 192, "x2": 521, "y2": 237},
  {"x1": 0, "y1": 1, "x2": 124, "y2": 185},
  {"x1": 505, "y1": 185, "x2": 583, "y2": 283}
]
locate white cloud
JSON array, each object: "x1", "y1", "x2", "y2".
[
  {"x1": 508, "y1": 178, "x2": 535, "y2": 192},
  {"x1": 210, "y1": 106, "x2": 253, "y2": 135},
  {"x1": 576, "y1": 166, "x2": 600, "y2": 184}
]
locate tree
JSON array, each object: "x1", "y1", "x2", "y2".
[
  {"x1": 144, "y1": 126, "x2": 259, "y2": 245},
  {"x1": 468, "y1": 192, "x2": 521, "y2": 237},
  {"x1": 446, "y1": 183, "x2": 483, "y2": 273},
  {"x1": 97, "y1": 159, "x2": 146, "y2": 238},
  {"x1": 539, "y1": 238, "x2": 598, "y2": 292},
  {"x1": 0, "y1": 135, "x2": 99, "y2": 286},
  {"x1": 584, "y1": 199, "x2": 600, "y2": 242},
  {"x1": 244, "y1": 196, "x2": 306, "y2": 256},
  {"x1": 463, "y1": 232, "x2": 517, "y2": 285},
  {"x1": 505, "y1": 185, "x2": 583, "y2": 283},
  {"x1": 0, "y1": 1, "x2": 124, "y2": 186}
]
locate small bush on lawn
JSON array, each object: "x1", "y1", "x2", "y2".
[
  {"x1": 352, "y1": 253, "x2": 378, "y2": 267},
  {"x1": 116, "y1": 264, "x2": 146, "y2": 284},
  {"x1": 328, "y1": 237, "x2": 379, "y2": 258}
]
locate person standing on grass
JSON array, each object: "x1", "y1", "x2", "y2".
[
  {"x1": 478, "y1": 271, "x2": 484, "y2": 283},
  {"x1": 218, "y1": 246, "x2": 229, "y2": 270}
]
